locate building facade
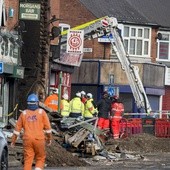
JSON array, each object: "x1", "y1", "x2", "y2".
[{"x1": 57, "y1": 0, "x2": 167, "y2": 113}]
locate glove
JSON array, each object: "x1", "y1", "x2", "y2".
[
  {"x1": 10, "y1": 142, "x2": 15, "y2": 148},
  {"x1": 46, "y1": 139, "x2": 52, "y2": 146},
  {"x1": 10, "y1": 134, "x2": 17, "y2": 148},
  {"x1": 93, "y1": 112, "x2": 98, "y2": 117}
]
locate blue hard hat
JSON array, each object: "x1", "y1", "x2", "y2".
[{"x1": 27, "y1": 93, "x2": 39, "y2": 102}]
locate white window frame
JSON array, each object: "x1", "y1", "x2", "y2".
[
  {"x1": 112, "y1": 25, "x2": 151, "y2": 57},
  {"x1": 59, "y1": 23, "x2": 70, "y2": 33},
  {"x1": 0, "y1": 0, "x2": 6, "y2": 27},
  {"x1": 59, "y1": 23, "x2": 70, "y2": 51},
  {"x1": 157, "y1": 31, "x2": 170, "y2": 61}
]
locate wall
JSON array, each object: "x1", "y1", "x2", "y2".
[
  {"x1": 5, "y1": 0, "x2": 18, "y2": 29},
  {"x1": 59, "y1": 0, "x2": 111, "y2": 60},
  {"x1": 162, "y1": 86, "x2": 170, "y2": 110},
  {"x1": 151, "y1": 28, "x2": 159, "y2": 63}
]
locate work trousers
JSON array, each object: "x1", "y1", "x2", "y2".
[
  {"x1": 111, "y1": 117, "x2": 122, "y2": 139},
  {"x1": 97, "y1": 117, "x2": 110, "y2": 129},
  {"x1": 23, "y1": 138, "x2": 46, "y2": 170}
]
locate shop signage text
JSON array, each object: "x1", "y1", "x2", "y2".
[{"x1": 19, "y1": 2, "x2": 41, "y2": 20}]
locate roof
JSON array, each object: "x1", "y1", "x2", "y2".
[{"x1": 79, "y1": 0, "x2": 170, "y2": 28}]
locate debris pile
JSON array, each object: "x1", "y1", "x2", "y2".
[
  {"x1": 7, "y1": 137, "x2": 88, "y2": 167},
  {"x1": 6, "y1": 105, "x2": 170, "y2": 168}
]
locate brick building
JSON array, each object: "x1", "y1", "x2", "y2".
[
  {"x1": 0, "y1": 0, "x2": 170, "y2": 128},
  {"x1": 57, "y1": 0, "x2": 170, "y2": 113},
  {"x1": 0, "y1": 0, "x2": 62, "y2": 126}
]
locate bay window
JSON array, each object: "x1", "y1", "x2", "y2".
[{"x1": 123, "y1": 26, "x2": 151, "y2": 57}]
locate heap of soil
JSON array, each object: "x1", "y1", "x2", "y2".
[
  {"x1": 46, "y1": 140, "x2": 88, "y2": 167},
  {"x1": 45, "y1": 133, "x2": 170, "y2": 167},
  {"x1": 106, "y1": 133, "x2": 170, "y2": 153}
]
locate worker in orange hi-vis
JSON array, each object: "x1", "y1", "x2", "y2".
[
  {"x1": 44, "y1": 88, "x2": 59, "y2": 112},
  {"x1": 10, "y1": 93, "x2": 52, "y2": 170},
  {"x1": 110, "y1": 96, "x2": 124, "y2": 139}
]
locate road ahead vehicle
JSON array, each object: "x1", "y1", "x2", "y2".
[{"x1": 0, "y1": 129, "x2": 8, "y2": 170}]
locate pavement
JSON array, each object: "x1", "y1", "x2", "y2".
[{"x1": 8, "y1": 152, "x2": 170, "y2": 170}]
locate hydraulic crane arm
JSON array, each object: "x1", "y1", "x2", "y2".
[
  {"x1": 109, "y1": 25, "x2": 152, "y2": 113},
  {"x1": 60, "y1": 16, "x2": 152, "y2": 113}
]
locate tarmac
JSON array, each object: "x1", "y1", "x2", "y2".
[{"x1": 8, "y1": 152, "x2": 170, "y2": 170}]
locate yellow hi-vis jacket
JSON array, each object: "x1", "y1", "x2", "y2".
[
  {"x1": 84, "y1": 98, "x2": 98, "y2": 118},
  {"x1": 70, "y1": 97, "x2": 84, "y2": 115},
  {"x1": 60, "y1": 99, "x2": 70, "y2": 117}
]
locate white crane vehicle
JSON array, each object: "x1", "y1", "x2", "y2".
[{"x1": 60, "y1": 16, "x2": 152, "y2": 114}]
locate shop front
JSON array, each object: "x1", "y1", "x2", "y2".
[{"x1": 0, "y1": 30, "x2": 24, "y2": 127}]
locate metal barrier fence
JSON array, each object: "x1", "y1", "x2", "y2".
[{"x1": 119, "y1": 112, "x2": 170, "y2": 138}]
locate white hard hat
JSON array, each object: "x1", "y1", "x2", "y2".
[
  {"x1": 81, "y1": 91, "x2": 86, "y2": 95},
  {"x1": 87, "y1": 93, "x2": 93, "y2": 99},
  {"x1": 76, "y1": 92, "x2": 81, "y2": 98},
  {"x1": 62, "y1": 93, "x2": 69, "y2": 100}
]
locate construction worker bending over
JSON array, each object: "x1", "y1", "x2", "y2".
[
  {"x1": 44, "y1": 88, "x2": 59, "y2": 112},
  {"x1": 84, "y1": 93, "x2": 98, "y2": 121},
  {"x1": 70, "y1": 92, "x2": 84, "y2": 118},
  {"x1": 60, "y1": 93, "x2": 70, "y2": 117},
  {"x1": 97, "y1": 91, "x2": 112, "y2": 130},
  {"x1": 11, "y1": 93, "x2": 52, "y2": 170},
  {"x1": 110, "y1": 96, "x2": 124, "y2": 139}
]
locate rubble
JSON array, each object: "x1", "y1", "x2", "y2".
[{"x1": 5, "y1": 105, "x2": 170, "y2": 168}]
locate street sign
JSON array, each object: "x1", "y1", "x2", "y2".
[
  {"x1": 0, "y1": 62, "x2": 3, "y2": 74},
  {"x1": 98, "y1": 34, "x2": 115, "y2": 43},
  {"x1": 66, "y1": 30, "x2": 84, "y2": 54},
  {"x1": 83, "y1": 48, "x2": 92, "y2": 53},
  {"x1": 19, "y1": 2, "x2": 41, "y2": 20}
]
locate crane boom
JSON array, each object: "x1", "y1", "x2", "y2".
[{"x1": 60, "y1": 16, "x2": 152, "y2": 113}]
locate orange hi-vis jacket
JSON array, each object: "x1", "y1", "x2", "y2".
[
  {"x1": 44, "y1": 94, "x2": 58, "y2": 111},
  {"x1": 111, "y1": 102, "x2": 124, "y2": 139},
  {"x1": 111, "y1": 102, "x2": 124, "y2": 118},
  {"x1": 12, "y1": 108, "x2": 52, "y2": 143}
]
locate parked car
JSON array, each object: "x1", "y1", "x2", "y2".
[{"x1": 0, "y1": 129, "x2": 8, "y2": 170}]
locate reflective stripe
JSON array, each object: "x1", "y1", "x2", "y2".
[
  {"x1": 45, "y1": 129, "x2": 52, "y2": 133},
  {"x1": 112, "y1": 108, "x2": 124, "y2": 112},
  {"x1": 38, "y1": 109, "x2": 43, "y2": 114},
  {"x1": 13, "y1": 130, "x2": 20, "y2": 135},
  {"x1": 35, "y1": 167, "x2": 42, "y2": 170},
  {"x1": 71, "y1": 109, "x2": 81, "y2": 113},
  {"x1": 62, "y1": 109, "x2": 69, "y2": 112},
  {"x1": 113, "y1": 116, "x2": 122, "y2": 118},
  {"x1": 23, "y1": 110, "x2": 27, "y2": 115}
]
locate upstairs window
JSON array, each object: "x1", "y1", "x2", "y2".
[
  {"x1": 59, "y1": 23, "x2": 70, "y2": 52},
  {"x1": 123, "y1": 26, "x2": 151, "y2": 57},
  {"x1": 59, "y1": 23, "x2": 70, "y2": 33},
  {"x1": 0, "y1": 0, "x2": 6, "y2": 27},
  {"x1": 157, "y1": 32, "x2": 170, "y2": 61}
]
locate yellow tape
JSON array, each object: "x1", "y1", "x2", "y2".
[
  {"x1": 6, "y1": 104, "x2": 18, "y2": 117},
  {"x1": 61, "y1": 16, "x2": 108, "y2": 36}
]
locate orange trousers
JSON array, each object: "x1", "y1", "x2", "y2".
[
  {"x1": 111, "y1": 118, "x2": 121, "y2": 139},
  {"x1": 23, "y1": 138, "x2": 46, "y2": 170},
  {"x1": 97, "y1": 117, "x2": 110, "y2": 129}
]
